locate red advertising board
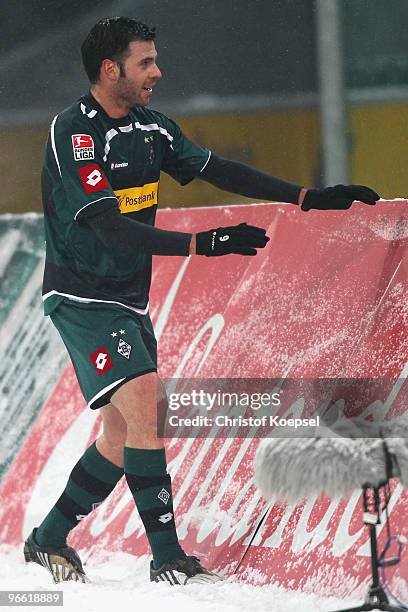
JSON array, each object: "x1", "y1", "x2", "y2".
[{"x1": 1, "y1": 201, "x2": 407, "y2": 599}]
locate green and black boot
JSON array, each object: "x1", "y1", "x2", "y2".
[{"x1": 23, "y1": 528, "x2": 88, "y2": 584}]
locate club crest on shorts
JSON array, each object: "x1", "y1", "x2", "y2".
[
  {"x1": 117, "y1": 338, "x2": 132, "y2": 359},
  {"x1": 89, "y1": 347, "x2": 113, "y2": 375}
]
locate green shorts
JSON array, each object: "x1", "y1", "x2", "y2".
[{"x1": 50, "y1": 300, "x2": 157, "y2": 409}]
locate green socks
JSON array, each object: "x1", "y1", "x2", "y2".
[
  {"x1": 124, "y1": 447, "x2": 185, "y2": 569},
  {"x1": 35, "y1": 442, "x2": 124, "y2": 547},
  {"x1": 35, "y1": 443, "x2": 185, "y2": 569}
]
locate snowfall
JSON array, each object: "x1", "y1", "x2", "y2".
[{"x1": 0, "y1": 545, "x2": 363, "y2": 612}]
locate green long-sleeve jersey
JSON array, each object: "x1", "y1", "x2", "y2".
[{"x1": 42, "y1": 92, "x2": 211, "y2": 315}]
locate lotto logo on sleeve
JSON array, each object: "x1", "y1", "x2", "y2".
[
  {"x1": 78, "y1": 164, "x2": 109, "y2": 193},
  {"x1": 89, "y1": 347, "x2": 113, "y2": 375},
  {"x1": 72, "y1": 134, "x2": 94, "y2": 160}
]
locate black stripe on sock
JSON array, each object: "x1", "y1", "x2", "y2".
[
  {"x1": 70, "y1": 461, "x2": 114, "y2": 497},
  {"x1": 55, "y1": 492, "x2": 89, "y2": 523},
  {"x1": 138, "y1": 506, "x2": 176, "y2": 533},
  {"x1": 125, "y1": 473, "x2": 171, "y2": 491}
]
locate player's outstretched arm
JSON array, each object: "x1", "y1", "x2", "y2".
[
  {"x1": 85, "y1": 207, "x2": 269, "y2": 256},
  {"x1": 200, "y1": 153, "x2": 302, "y2": 204},
  {"x1": 200, "y1": 154, "x2": 380, "y2": 210}
]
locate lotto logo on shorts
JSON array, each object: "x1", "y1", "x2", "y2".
[
  {"x1": 89, "y1": 347, "x2": 113, "y2": 375},
  {"x1": 72, "y1": 134, "x2": 94, "y2": 161},
  {"x1": 78, "y1": 164, "x2": 109, "y2": 193}
]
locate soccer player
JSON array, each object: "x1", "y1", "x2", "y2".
[{"x1": 24, "y1": 17, "x2": 379, "y2": 584}]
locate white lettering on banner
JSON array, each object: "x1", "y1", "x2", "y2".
[
  {"x1": 166, "y1": 436, "x2": 195, "y2": 472},
  {"x1": 124, "y1": 506, "x2": 145, "y2": 539},
  {"x1": 179, "y1": 437, "x2": 235, "y2": 541},
  {"x1": 360, "y1": 361, "x2": 408, "y2": 423},
  {"x1": 42, "y1": 364, "x2": 408, "y2": 553},
  {"x1": 23, "y1": 408, "x2": 100, "y2": 534},
  {"x1": 256, "y1": 503, "x2": 296, "y2": 548},
  {"x1": 332, "y1": 491, "x2": 364, "y2": 557},
  {"x1": 291, "y1": 497, "x2": 338, "y2": 554},
  {"x1": 180, "y1": 370, "x2": 294, "y2": 544},
  {"x1": 216, "y1": 479, "x2": 261, "y2": 547},
  {"x1": 192, "y1": 371, "x2": 294, "y2": 546},
  {"x1": 172, "y1": 314, "x2": 225, "y2": 379},
  {"x1": 174, "y1": 435, "x2": 264, "y2": 545},
  {"x1": 221, "y1": 400, "x2": 406, "y2": 554},
  {"x1": 168, "y1": 315, "x2": 227, "y2": 538},
  {"x1": 89, "y1": 487, "x2": 134, "y2": 537},
  {"x1": 175, "y1": 436, "x2": 218, "y2": 540},
  {"x1": 228, "y1": 488, "x2": 265, "y2": 547},
  {"x1": 196, "y1": 436, "x2": 256, "y2": 544},
  {"x1": 26, "y1": 362, "x2": 408, "y2": 554}
]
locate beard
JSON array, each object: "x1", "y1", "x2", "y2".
[{"x1": 114, "y1": 76, "x2": 146, "y2": 108}]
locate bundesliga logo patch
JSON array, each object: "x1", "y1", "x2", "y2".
[{"x1": 72, "y1": 134, "x2": 94, "y2": 161}]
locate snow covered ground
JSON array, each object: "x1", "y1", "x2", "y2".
[{"x1": 0, "y1": 546, "x2": 359, "y2": 612}]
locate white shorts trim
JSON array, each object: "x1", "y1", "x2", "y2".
[
  {"x1": 87, "y1": 378, "x2": 126, "y2": 409},
  {"x1": 42, "y1": 290, "x2": 149, "y2": 315}
]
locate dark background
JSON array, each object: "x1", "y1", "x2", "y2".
[
  {"x1": 1, "y1": 0, "x2": 407, "y2": 115},
  {"x1": 1, "y1": 0, "x2": 407, "y2": 212}
]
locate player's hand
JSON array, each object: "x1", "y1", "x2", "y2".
[
  {"x1": 301, "y1": 185, "x2": 380, "y2": 212},
  {"x1": 196, "y1": 223, "x2": 269, "y2": 256}
]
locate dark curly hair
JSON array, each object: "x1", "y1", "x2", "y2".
[{"x1": 81, "y1": 17, "x2": 156, "y2": 83}]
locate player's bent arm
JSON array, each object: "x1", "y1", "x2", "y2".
[
  {"x1": 85, "y1": 207, "x2": 192, "y2": 256},
  {"x1": 84, "y1": 207, "x2": 269, "y2": 257}
]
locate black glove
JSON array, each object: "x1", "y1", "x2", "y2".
[
  {"x1": 196, "y1": 222, "x2": 269, "y2": 256},
  {"x1": 301, "y1": 184, "x2": 380, "y2": 212}
]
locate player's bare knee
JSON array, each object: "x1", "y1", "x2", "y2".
[
  {"x1": 100, "y1": 404, "x2": 127, "y2": 446},
  {"x1": 111, "y1": 372, "x2": 158, "y2": 421},
  {"x1": 102, "y1": 428, "x2": 127, "y2": 449}
]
